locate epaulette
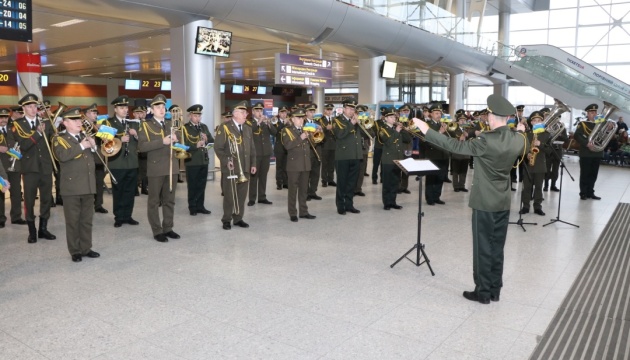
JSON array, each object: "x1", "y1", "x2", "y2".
[{"x1": 283, "y1": 127, "x2": 295, "y2": 141}]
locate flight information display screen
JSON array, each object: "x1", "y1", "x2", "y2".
[{"x1": 0, "y1": 0, "x2": 32, "y2": 42}]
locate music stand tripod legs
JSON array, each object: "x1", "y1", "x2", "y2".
[
  {"x1": 543, "y1": 152, "x2": 578, "y2": 228},
  {"x1": 390, "y1": 175, "x2": 435, "y2": 276}
]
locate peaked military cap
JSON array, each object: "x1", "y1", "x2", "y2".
[
  {"x1": 278, "y1": 106, "x2": 289, "y2": 113},
  {"x1": 486, "y1": 94, "x2": 516, "y2": 117},
  {"x1": 291, "y1": 108, "x2": 306, "y2": 117},
  {"x1": 479, "y1": 108, "x2": 489, "y2": 115},
  {"x1": 381, "y1": 108, "x2": 396, "y2": 117},
  {"x1": 304, "y1": 103, "x2": 317, "y2": 111},
  {"x1": 61, "y1": 107, "x2": 83, "y2": 119},
  {"x1": 324, "y1": 103, "x2": 334, "y2": 109},
  {"x1": 585, "y1": 103, "x2": 598, "y2": 112},
  {"x1": 221, "y1": 111, "x2": 232, "y2": 117},
  {"x1": 0, "y1": 108, "x2": 10, "y2": 116},
  {"x1": 516, "y1": 105, "x2": 525, "y2": 111},
  {"x1": 342, "y1": 98, "x2": 357, "y2": 108},
  {"x1": 187, "y1": 104, "x2": 203, "y2": 114},
  {"x1": 233, "y1": 100, "x2": 248, "y2": 110},
  {"x1": 356, "y1": 105, "x2": 368, "y2": 112},
  {"x1": 252, "y1": 102, "x2": 264, "y2": 110},
  {"x1": 457, "y1": 113, "x2": 468, "y2": 120},
  {"x1": 111, "y1": 95, "x2": 129, "y2": 106},
  {"x1": 168, "y1": 104, "x2": 179, "y2": 112},
  {"x1": 429, "y1": 103, "x2": 443, "y2": 112},
  {"x1": 18, "y1": 93, "x2": 39, "y2": 106},
  {"x1": 472, "y1": 111, "x2": 479, "y2": 117},
  {"x1": 42, "y1": 100, "x2": 51, "y2": 109},
  {"x1": 290, "y1": 105, "x2": 299, "y2": 111},
  {"x1": 134, "y1": 99, "x2": 147, "y2": 108},
  {"x1": 455, "y1": 109, "x2": 465, "y2": 116},
  {"x1": 150, "y1": 94, "x2": 167, "y2": 106},
  {"x1": 422, "y1": 106, "x2": 430, "y2": 112},
  {"x1": 83, "y1": 103, "x2": 98, "y2": 113},
  {"x1": 399, "y1": 103, "x2": 412, "y2": 111},
  {"x1": 11, "y1": 106, "x2": 23, "y2": 113},
  {"x1": 133, "y1": 106, "x2": 147, "y2": 113},
  {"x1": 529, "y1": 111, "x2": 544, "y2": 121},
  {"x1": 540, "y1": 107, "x2": 551, "y2": 114}
]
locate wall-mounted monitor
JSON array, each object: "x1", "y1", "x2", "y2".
[
  {"x1": 125, "y1": 79, "x2": 141, "y2": 90},
  {"x1": 232, "y1": 84, "x2": 243, "y2": 94},
  {"x1": 381, "y1": 60, "x2": 397, "y2": 79},
  {"x1": 161, "y1": 80, "x2": 171, "y2": 91},
  {"x1": 40, "y1": 75, "x2": 48, "y2": 87},
  {"x1": 220, "y1": 84, "x2": 225, "y2": 93},
  {"x1": 257, "y1": 86, "x2": 267, "y2": 95},
  {"x1": 195, "y1": 26, "x2": 232, "y2": 58}
]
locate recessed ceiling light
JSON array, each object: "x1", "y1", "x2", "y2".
[
  {"x1": 41, "y1": 64, "x2": 56, "y2": 67},
  {"x1": 0, "y1": 70, "x2": 11, "y2": 73},
  {"x1": 124, "y1": 70, "x2": 140, "y2": 73},
  {"x1": 251, "y1": 57, "x2": 274, "y2": 61},
  {"x1": 51, "y1": 19, "x2": 86, "y2": 27},
  {"x1": 100, "y1": 72, "x2": 115, "y2": 75},
  {"x1": 217, "y1": 60, "x2": 237, "y2": 64},
  {"x1": 32, "y1": 52, "x2": 39, "y2": 55},
  {"x1": 80, "y1": 74, "x2": 92, "y2": 77},
  {"x1": 128, "y1": 51, "x2": 152, "y2": 56},
  {"x1": 162, "y1": 48, "x2": 170, "y2": 51},
  {"x1": 64, "y1": 60, "x2": 82, "y2": 64},
  {"x1": 335, "y1": 74, "x2": 353, "y2": 77},
  {"x1": 32, "y1": 28, "x2": 47, "y2": 33},
  {"x1": 255, "y1": 70, "x2": 271, "y2": 73}
]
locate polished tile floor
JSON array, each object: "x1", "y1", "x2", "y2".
[{"x1": 0, "y1": 154, "x2": 626, "y2": 359}]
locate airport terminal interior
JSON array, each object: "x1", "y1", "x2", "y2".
[{"x1": 2, "y1": 0, "x2": 630, "y2": 359}]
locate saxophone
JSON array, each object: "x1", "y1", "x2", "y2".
[{"x1": 529, "y1": 133, "x2": 539, "y2": 166}]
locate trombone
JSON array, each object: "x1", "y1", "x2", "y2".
[
  {"x1": 35, "y1": 101, "x2": 66, "y2": 173},
  {"x1": 169, "y1": 107, "x2": 183, "y2": 192},
  {"x1": 226, "y1": 130, "x2": 248, "y2": 215},
  {"x1": 81, "y1": 116, "x2": 118, "y2": 184}
]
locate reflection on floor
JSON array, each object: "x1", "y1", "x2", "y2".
[{"x1": 0, "y1": 154, "x2": 626, "y2": 359}]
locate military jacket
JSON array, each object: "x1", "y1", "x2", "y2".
[
  {"x1": 52, "y1": 132, "x2": 96, "y2": 196},
  {"x1": 426, "y1": 126, "x2": 527, "y2": 212},
  {"x1": 13, "y1": 116, "x2": 55, "y2": 174},
  {"x1": 318, "y1": 115, "x2": 337, "y2": 150},
  {"x1": 137, "y1": 118, "x2": 179, "y2": 176},
  {"x1": 214, "y1": 121, "x2": 256, "y2": 174},
  {"x1": 102, "y1": 116, "x2": 140, "y2": 169},
  {"x1": 304, "y1": 118, "x2": 323, "y2": 157},
  {"x1": 424, "y1": 119, "x2": 449, "y2": 160},
  {"x1": 525, "y1": 130, "x2": 551, "y2": 173},
  {"x1": 380, "y1": 124, "x2": 411, "y2": 165},
  {"x1": 0, "y1": 124, "x2": 20, "y2": 172},
  {"x1": 248, "y1": 118, "x2": 277, "y2": 157},
  {"x1": 332, "y1": 115, "x2": 362, "y2": 161},
  {"x1": 574, "y1": 121, "x2": 604, "y2": 158},
  {"x1": 0, "y1": 160, "x2": 6, "y2": 179},
  {"x1": 282, "y1": 126, "x2": 311, "y2": 172},
  {"x1": 182, "y1": 122, "x2": 215, "y2": 166}
]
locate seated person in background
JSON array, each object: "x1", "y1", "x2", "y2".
[
  {"x1": 614, "y1": 130, "x2": 630, "y2": 166},
  {"x1": 603, "y1": 135, "x2": 619, "y2": 164}
]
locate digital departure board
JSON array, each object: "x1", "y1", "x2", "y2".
[{"x1": 0, "y1": 0, "x2": 32, "y2": 42}]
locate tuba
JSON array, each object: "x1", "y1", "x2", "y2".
[
  {"x1": 588, "y1": 101, "x2": 618, "y2": 152},
  {"x1": 544, "y1": 99, "x2": 570, "y2": 142}
]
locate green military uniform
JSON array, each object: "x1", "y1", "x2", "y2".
[
  {"x1": 282, "y1": 111, "x2": 312, "y2": 219},
  {"x1": 248, "y1": 102, "x2": 277, "y2": 204},
  {"x1": 371, "y1": 117, "x2": 385, "y2": 184},
  {"x1": 354, "y1": 105, "x2": 373, "y2": 196},
  {"x1": 423, "y1": 94, "x2": 527, "y2": 304},
  {"x1": 182, "y1": 104, "x2": 215, "y2": 215},
  {"x1": 424, "y1": 104, "x2": 450, "y2": 204},
  {"x1": 273, "y1": 107, "x2": 289, "y2": 189},
  {"x1": 319, "y1": 104, "x2": 337, "y2": 186},
  {"x1": 574, "y1": 104, "x2": 604, "y2": 200},
  {"x1": 104, "y1": 95, "x2": 140, "y2": 225},
  {"x1": 545, "y1": 127, "x2": 568, "y2": 191},
  {"x1": 380, "y1": 113, "x2": 411, "y2": 209},
  {"x1": 214, "y1": 101, "x2": 256, "y2": 228},
  {"x1": 14, "y1": 94, "x2": 57, "y2": 243},
  {"x1": 520, "y1": 112, "x2": 552, "y2": 214},
  {"x1": 332, "y1": 99, "x2": 362, "y2": 214},
  {"x1": 0, "y1": 108, "x2": 25, "y2": 226},
  {"x1": 52, "y1": 108, "x2": 98, "y2": 259},
  {"x1": 304, "y1": 104, "x2": 322, "y2": 199},
  {"x1": 82, "y1": 103, "x2": 107, "y2": 213}
]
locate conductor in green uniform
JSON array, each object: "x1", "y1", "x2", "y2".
[{"x1": 413, "y1": 94, "x2": 527, "y2": 304}]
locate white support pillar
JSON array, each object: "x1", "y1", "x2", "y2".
[
  {"x1": 312, "y1": 87, "x2": 325, "y2": 112},
  {"x1": 358, "y1": 56, "x2": 387, "y2": 105},
  {"x1": 449, "y1": 73, "x2": 464, "y2": 116},
  {"x1": 494, "y1": 11, "x2": 510, "y2": 98}
]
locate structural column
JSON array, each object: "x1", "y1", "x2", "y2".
[
  {"x1": 449, "y1": 73, "x2": 464, "y2": 115},
  {"x1": 494, "y1": 11, "x2": 510, "y2": 98},
  {"x1": 312, "y1": 87, "x2": 324, "y2": 112},
  {"x1": 358, "y1": 56, "x2": 387, "y2": 105}
]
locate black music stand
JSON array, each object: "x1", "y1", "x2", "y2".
[
  {"x1": 543, "y1": 142, "x2": 578, "y2": 228},
  {"x1": 509, "y1": 159, "x2": 537, "y2": 231},
  {"x1": 390, "y1": 159, "x2": 437, "y2": 276}
]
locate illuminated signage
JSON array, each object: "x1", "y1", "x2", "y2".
[{"x1": 0, "y1": 0, "x2": 32, "y2": 42}]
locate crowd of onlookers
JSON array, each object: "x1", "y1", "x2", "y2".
[{"x1": 602, "y1": 117, "x2": 630, "y2": 166}]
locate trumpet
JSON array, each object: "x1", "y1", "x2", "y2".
[
  {"x1": 8, "y1": 143, "x2": 20, "y2": 172},
  {"x1": 81, "y1": 117, "x2": 118, "y2": 185},
  {"x1": 395, "y1": 121, "x2": 425, "y2": 140},
  {"x1": 356, "y1": 115, "x2": 374, "y2": 140}
]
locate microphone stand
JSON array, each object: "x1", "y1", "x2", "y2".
[{"x1": 543, "y1": 140, "x2": 578, "y2": 228}]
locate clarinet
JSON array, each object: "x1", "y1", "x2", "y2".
[{"x1": 123, "y1": 122, "x2": 129, "y2": 157}]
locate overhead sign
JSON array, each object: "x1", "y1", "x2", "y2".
[
  {"x1": 0, "y1": 0, "x2": 32, "y2": 42},
  {"x1": 275, "y1": 53, "x2": 332, "y2": 88},
  {"x1": 0, "y1": 72, "x2": 16, "y2": 86}
]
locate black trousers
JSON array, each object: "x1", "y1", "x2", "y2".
[
  {"x1": 371, "y1": 147, "x2": 383, "y2": 182},
  {"x1": 335, "y1": 159, "x2": 359, "y2": 211},
  {"x1": 308, "y1": 147, "x2": 321, "y2": 196},
  {"x1": 110, "y1": 168, "x2": 138, "y2": 222},
  {"x1": 94, "y1": 164, "x2": 105, "y2": 208},
  {"x1": 579, "y1": 157, "x2": 601, "y2": 197},
  {"x1": 186, "y1": 165, "x2": 209, "y2": 211},
  {"x1": 451, "y1": 158, "x2": 469, "y2": 190},
  {"x1": 381, "y1": 164, "x2": 400, "y2": 206},
  {"x1": 472, "y1": 209, "x2": 510, "y2": 301},
  {"x1": 275, "y1": 146, "x2": 287, "y2": 186},
  {"x1": 521, "y1": 172, "x2": 545, "y2": 210},
  {"x1": 249, "y1": 155, "x2": 270, "y2": 202},
  {"x1": 545, "y1": 150, "x2": 561, "y2": 186},
  {"x1": 23, "y1": 172, "x2": 53, "y2": 221},
  {"x1": 355, "y1": 154, "x2": 368, "y2": 192},
  {"x1": 0, "y1": 171, "x2": 23, "y2": 223},
  {"x1": 321, "y1": 149, "x2": 336, "y2": 183},
  {"x1": 425, "y1": 159, "x2": 448, "y2": 202}
]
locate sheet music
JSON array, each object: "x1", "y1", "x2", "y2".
[{"x1": 396, "y1": 158, "x2": 439, "y2": 172}]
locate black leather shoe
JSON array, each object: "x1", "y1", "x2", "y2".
[
  {"x1": 391, "y1": 204, "x2": 403, "y2": 210},
  {"x1": 55, "y1": 196, "x2": 63, "y2": 206},
  {"x1": 12, "y1": 219, "x2": 27, "y2": 225},
  {"x1": 444, "y1": 178, "x2": 452, "y2": 183},
  {"x1": 534, "y1": 209, "x2": 545, "y2": 216},
  {"x1": 355, "y1": 191, "x2": 365, "y2": 196},
  {"x1": 435, "y1": 200, "x2": 445, "y2": 205},
  {"x1": 189, "y1": 210, "x2": 198, "y2": 216},
  {"x1": 427, "y1": 201, "x2": 435, "y2": 206},
  {"x1": 0, "y1": 222, "x2": 4, "y2": 228},
  {"x1": 154, "y1": 234, "x2": 168, "y2": 242},
  {"x1": 550, "y1": 186, "x2": 560, "y2": 192},
  {"x1": 141, "y1": 188, "x2": 149, "y2": 195},
  {"x1": 299, "y1": 214, "x2": 316, "y2": 219},
  {"x1": 383, "y1": 206, "x2": 391, "y2": 210},
  {"x1": 71, "y1": 254, "x2": 82, "y2": 262},
  {"x1": 85, "y1": 250, "x2": 100, "y2": 258},
  {"x1": 247, "y1": 201, "x2": 255, "y2": 206},
  {"x1": 95, "y1": 207, "x2": 108, "y2": 214},
  {"x1": 519, "y1": 208, "x2": 529, "y2": 214},
  {"x1": 258, "y1": 199, "x2": 273, "y2": 205},
  {"x1": 290, "y1": 216, "x2": 298, "y2": 222},
  {"x1": 402, "y1": 189, "x2": 411, "y2": 194},
  {"x1": 372, "y1": 180, "x2": 377, "y2": 185},
  {"x1": 198, "y1": 208, "x2": 211, "y2": 215},
  {"x1": 337, "y1": 209, "x2": 346, "y2": 215},
  {"x1": 347, "y1": 208, "x2": 360, "y2": 214},
  {"x1": 328, "y1": 181, "x2": 337, "y2": 187},
  {"x1": 135, "y1": 189, "x2": 140, "y2": 196},
  {"x1": 38, "y1": 229, "x2": 56, "y2": 240},
  {"x1": 580, "y1": 195, "x2": 588, "y2": 200},
  {"x1": 309, "y1": 195, "x2": 322, "y2": 200},
  {"x1": 454, "y1": 189, "x2": 460, "y2": 192},
  {"x1": 127, "y1": 218, "x2": 139, "y2": 225},
  {"x1": 283, "y1": 184, "x2": 288, "y2": 189},
  {"x1": 321, "y1": 182, "x2": 328, "y2": 187},
  {"x1": 277, "y1": 185, "x2": 282, "y2": 190},
  {"x1": 114, "y1": 221, "x2": 123, "y2": 228},
  {"x1": 543, "y1": 187, "x2": 548, "y2": 191},
  {"x1": 460, "y1": 188, "x2": 468, "y2": 192},
  {"x1": 491, "y1": 294, "x2": 500, "y2": 302},
  {"x1": 511, "y1": 187, "x2": 516, "y2": 191},
  {"x1": 463, "y1": 291, "x2": 490, "y2": 304},
  {"x1": 234, "y1": 220, "x2": 249, "y2": 228},
  {"x1": 222, "y1": 222, "x2": 231, "y2": 230},
  {"x1": 164, "y1": 230, "x2": 180, "y2": 239},
  {"x1": 590, "y1": 195, "x2": 601, "y2": 200}
]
